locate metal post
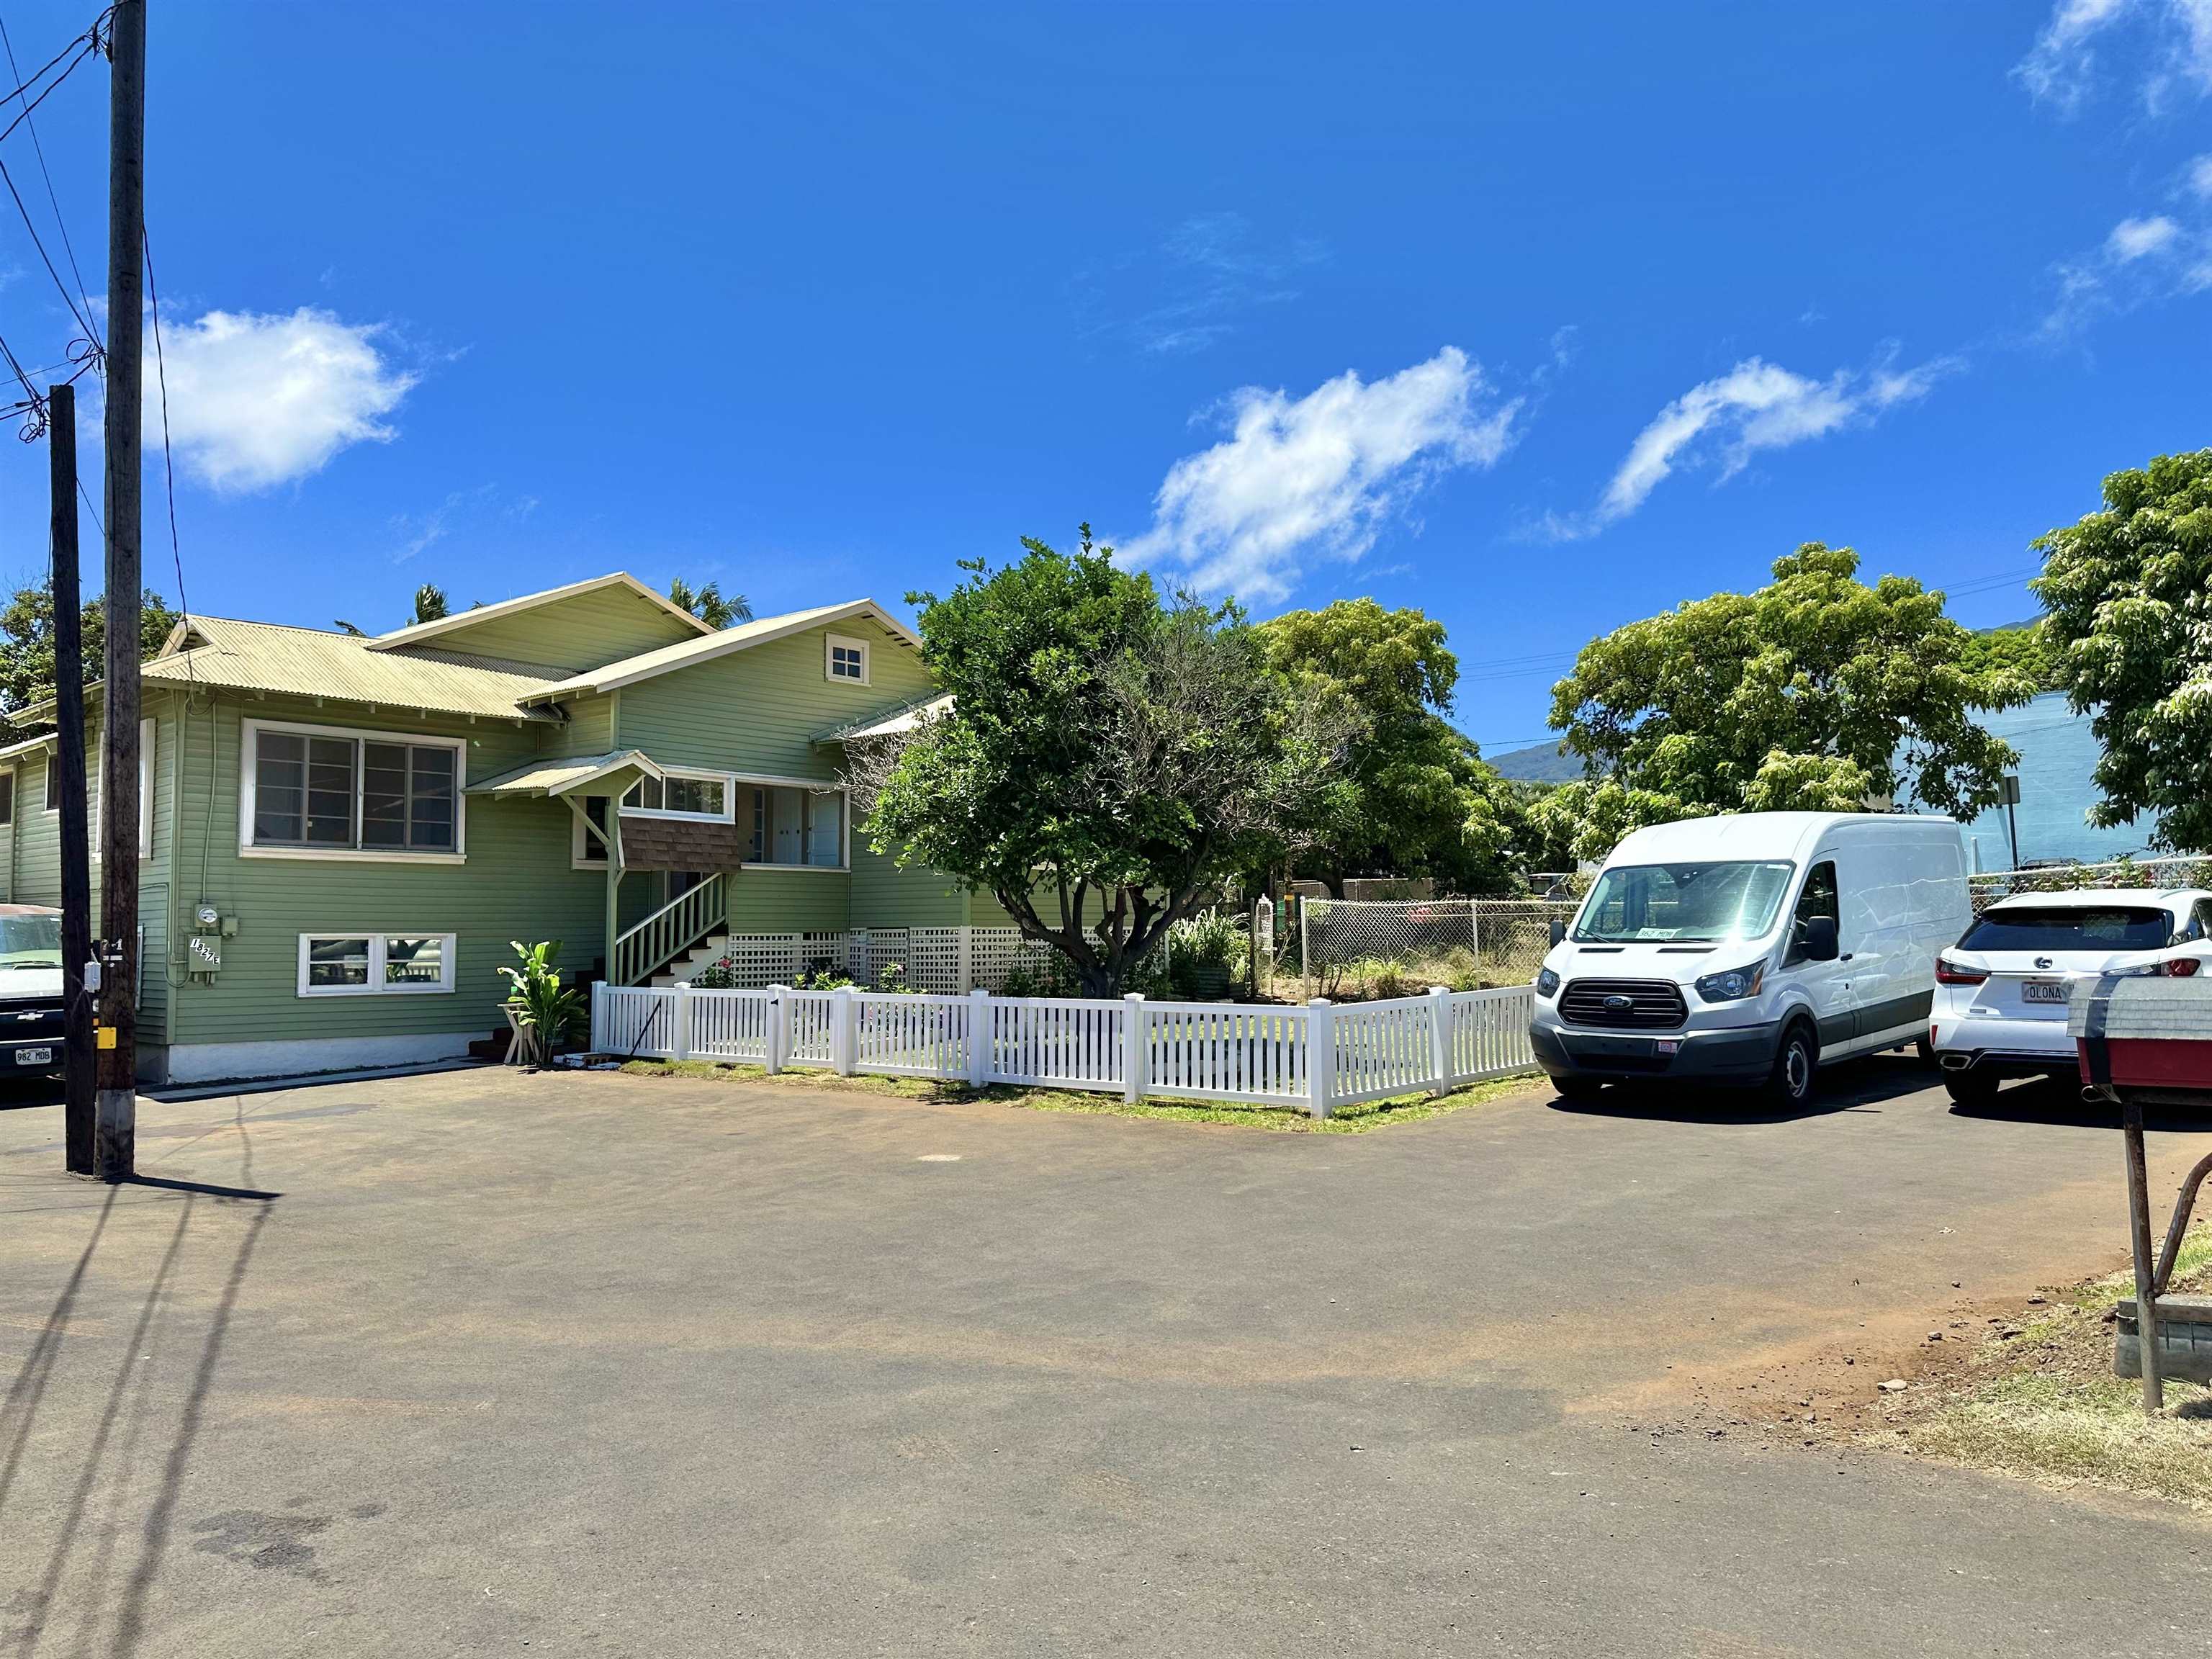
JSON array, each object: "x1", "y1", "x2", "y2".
[
  {"x1": 1299, "y1": 897, "x2": 1311, "y2": 1000},
  {"x1": 1306, "y1": 998, "x2": 1336, "y2": 1120},
  {"x1": 2123, "y1": 1097, "x2": 2164, "y2": 1412}
]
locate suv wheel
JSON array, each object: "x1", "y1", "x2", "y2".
[{"x1": 1942, "y1": 1066, "x2": 2001, "y2": 1107}]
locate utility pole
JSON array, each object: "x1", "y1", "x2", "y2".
[
  {"x1": 50, "y1": 383, "x2": 95, "y2": 1174},
  {"x1": 94, "y1": 0, "x2": 144, "y2": 1182}
]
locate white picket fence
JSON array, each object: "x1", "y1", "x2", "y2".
[{"x1": 590, "y1": 981, "x2": 1539, "y2": 1119}]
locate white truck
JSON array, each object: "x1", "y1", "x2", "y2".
[{"x1": 1529, "y1": 811, "x2": 1969, "y2": 1107}]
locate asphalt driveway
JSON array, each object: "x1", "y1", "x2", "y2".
[{"x1": 3, "y1": 1060, "x2": 2208, "y2": 1657}]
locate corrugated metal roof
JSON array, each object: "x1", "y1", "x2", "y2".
[
  {"x1": 521, "y1": 599, "x2": 921, "y2": 701},
  {"x1": 144, "y1": 616, "x2": 562, "y2": 722},
  {"x1": 815, "y1": 691, "x2": 953, "y2": 743},
  {"x1": 468, "y1": 750, "x2": 663, "y2": 797}
]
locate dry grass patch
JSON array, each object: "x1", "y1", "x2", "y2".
[{"x1": 1883, "y1": 1226, "x2": 2212, "y2": 1511}]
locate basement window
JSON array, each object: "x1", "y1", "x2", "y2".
[{"x1": 297, "y1": 932, "x2": 457, "y2": 997}]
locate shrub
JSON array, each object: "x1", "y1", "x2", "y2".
[
  {"x1": 1166, "y1": 910, "x2": 1244, "y2": 999},
  {"x1": 689, "y1": 956, "x2": 740, "y2": 989},
  {"x1": 500, "y1": 940, "x2": 587, "y2": 1063}
]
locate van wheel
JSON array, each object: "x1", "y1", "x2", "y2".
[
  {"x1": 1942, "y1": 1068, "x2": 2001, "y2": 1107},
  {"x1": 1552, "y1": 1075, "x2": 1605, "y2": 1102},
  {"x1": 1913, "y1": 1037, "x2": 1935, "y2": 1065},
  {"x1": 1762, "y1": 1022, "x2": 1818, "y2": 1109}
]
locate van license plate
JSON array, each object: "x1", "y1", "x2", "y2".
[
  {"x1": 2022, "y1": 981, "x2": 2069, "y2": 1004},
  {"x1": 14, "y1": 1046, "x2": 51, "y2": 1065}
]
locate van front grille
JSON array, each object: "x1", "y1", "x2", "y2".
[{"x1": 1559, "y1": 978, "x2": 1688, "y2": 1030}]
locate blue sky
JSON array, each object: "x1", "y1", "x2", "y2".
[{"x1": 0, "y1": 1, "x2": 2206, "y2": 750}]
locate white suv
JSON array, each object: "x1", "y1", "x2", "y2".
[{"x1": 1930, "y1": 887, "x2": 2212, "y2": 1105}]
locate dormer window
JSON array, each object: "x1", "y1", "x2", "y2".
[{"x1": 825, "y1": 634, "x2": 869, "y2": 685}]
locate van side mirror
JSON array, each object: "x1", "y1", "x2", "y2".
[
  {"x1": 1548, "y1": 919, "x2": 1566, "y2": 948},
  {"x1": 1804, "y1": 914, "x2": 1839, "y2": 962}
]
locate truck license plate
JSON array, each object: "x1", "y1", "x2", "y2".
[
  {"x1": 14, "y1": 1046, "x2": 51, "y2": 1065},
  {"x1": 2022, "y1": 980, "x2": 2068, "y2": 1004}
]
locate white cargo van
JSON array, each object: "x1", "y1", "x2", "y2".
[{"x1": 1529, "y1": 811, "x2": 1970, "y2": 1106}]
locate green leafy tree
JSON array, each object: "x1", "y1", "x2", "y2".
[
  {"x1": 1541, "y1": 543, "x2": 2034, "y2": 862},
  {"x1": 854, "y1": 529, "x2": 1357, "y2": 995},
  {"x1": 2032, "y1": 448, "x2": 2212, "y2": 853},
  {"x1": 0, "y1": 577, "x2": 180, "y2": 739},
  {"x1": 669, "y1": 576, "x2": 752, "y2": 629},
  {"x1": 1257, "y1": 598, "x2": 1525, "y2": 893},
  {"x1": 1956, "y1": 619, "x2": 2063, "y2": 693},
  {"x1": 411, "y1": 583, "x2": 450, "y2": 624}
]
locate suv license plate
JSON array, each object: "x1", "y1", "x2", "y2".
[
  {"x1": 14, "y1": 1045, "x2": 51, "y2": 1065},
  {"x1": 2022, "y1": 980, "x2": 2069, "y2": 1004}
]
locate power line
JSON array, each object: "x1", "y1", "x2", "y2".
[
  {"x1": 144, "y1": 227, "x2": 192, "y2": 678},
  {"x1": 0, "y1": 9, "x2": 99, "y2": 354}
]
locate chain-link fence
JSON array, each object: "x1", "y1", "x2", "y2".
[
  {"x1": 1274, "y1": 896, "x2": 1579, "y2": 999},
  {"x1": 1968, "y1": 855, "x2": 2212, "y2": 914}
]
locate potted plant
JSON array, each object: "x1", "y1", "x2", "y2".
[{"x1": 499, "y1": 940, "x2": 587, "y2": 1067}]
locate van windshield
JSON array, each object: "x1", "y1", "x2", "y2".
[
  {"x1": 1573, "y1": 861, "x2": 1796, "y2": 945},
  {"x1": 0, "y1": 913, "x2": 60, "y2": 970}
]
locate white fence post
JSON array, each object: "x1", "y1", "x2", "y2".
[
  {"x1": 832, "y1": 985, "x2": 855, "y2": 1076},
  {"x1": 590, "y1": 979, "x2": 606, "y2": 1052},
  {"x1": 1123, "y1": 992, "x2": 1146, "y2": 1104},
  {"x1": 766, "y1": 984, "x2": 788, "y2": 1074},
  {"x1": 1427, "y1": 985, "x2": 1452, "y2": 1095},
  {"x1": 1307, "y1": 998, "x2": 1335, "y2": 1120},
  {"x1": 966, "y1": 986, "x2": 989, "y2": 1087},
  {"x1": 674, "y1": 982, "x2": 694, "y2": 1063},
  {"x1": 958, "y1": 926, "x2": 975, "y2": 993}
]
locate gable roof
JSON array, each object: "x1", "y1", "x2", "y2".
[
  {"x1": 363, "y1": 574, "x2": 713, "y2": 654},
  {"x1": 518, "y1": 599, "x2": 920, "y2": 703},
  {"x1": 467, "y1": 750, "x2": 664, "y2": 798},
  {"x1": 142, "y1": 616, "x2": 567, "y2": 723}
]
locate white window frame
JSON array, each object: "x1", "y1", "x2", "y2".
[
  {"x1": 824, "y1": 633, "x2": 871, "y2": 686},
  {"x1": 570, "y1": 794, "x2": 621, "y2": 869},
  {"x1": 295, "y1": 932, "x2": 459, "y2": 998},
  {"x1": 733, "y1": 772, "x2": 850, "y2": 873},
  {"x1": 619, "y1": 765, "x2": 735, "y2": 824},
  {"x1": 32, "y1": 719, "x2": 151, "y2": 860},
  {"x1": 240, "y1": 717, "x2": 468, "y2": 865}
]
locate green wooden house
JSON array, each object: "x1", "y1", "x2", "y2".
[{"x1": 0, "y1": 573, "x2": 1004, "y2": 1084}]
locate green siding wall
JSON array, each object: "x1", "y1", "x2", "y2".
[
  {"x1": 616, "y1": 615, "x2": 932, "y2": 780},
  {"x1": 849, "y1": 840, "x2": 968, "y2": 927},
  {"x1": 727, "y1": 868, "x2": 850, "y2": 932},
  {"x1": 400, "y1": 585, "x2": 701, "y2": 673},
  {"x1": 162, "y1": 697, "x2": 606, "y2": 1052}
]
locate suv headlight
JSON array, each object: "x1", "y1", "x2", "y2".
[
  {"x1": 1694, "y1": 962, "x2": 1766, "y2": 1002},
  {"x1": 1534, "y1": 967, "x2": 1560, "y2": 997}
]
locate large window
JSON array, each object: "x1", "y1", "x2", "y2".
[
  {"x1": 621, "y1": 769, "x2": 730, "y2": 821},
  {"x1": 297, "y1": 932, "x2": 457, "y2": 997},
  {"x1": 243, "y1": 721, "x2": 464, "y2": 859},
  {"x1": 745, "y1": 783, "x2": 843, "y2": 868}
]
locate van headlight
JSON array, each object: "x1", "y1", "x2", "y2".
[
  {"x1": 1534, "y1": 967, "x2": 1560, "y2": 997},
  {"x1": 1694, "y1": 962, "x2": 1766, "y2": 1002}
]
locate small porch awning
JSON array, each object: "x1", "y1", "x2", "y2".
[
  {"x1": 814, "y1": 692, "x2": 953, "y2": 745},
  {"x1": 467, "y1": 749, "x2": 664, "y2": 799}
]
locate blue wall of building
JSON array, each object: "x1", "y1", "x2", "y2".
[{"x1": 1952, "y1": 692, "x2": 2162, "y2": 872}]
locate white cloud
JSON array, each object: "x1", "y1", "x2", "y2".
[
  {"x1": 148, "y1": 307, "x2": 415, "y2": 493},
  {"x1": 1073, "y1": 212, "x2": 1328, "y2": 357},
  {"x1": 2015, "y1": 0, "x2": 2212, "y2": 112},
  {"x1": 2042, "y1": 207, "x2": 2212, "y2": 336},
  {"x1": 1120, "y1": 347, "x2": 1518, "y2": 601},
  {"x1": 1547, "y1": 351, "x2": 1954, "y2": 537},
  {"x1": 2108, "y1": 214, "x2": 2182, "y2": 258},
  {"x1": 2188, "y1": 153, "x2": 2212, "y2": 197}
]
